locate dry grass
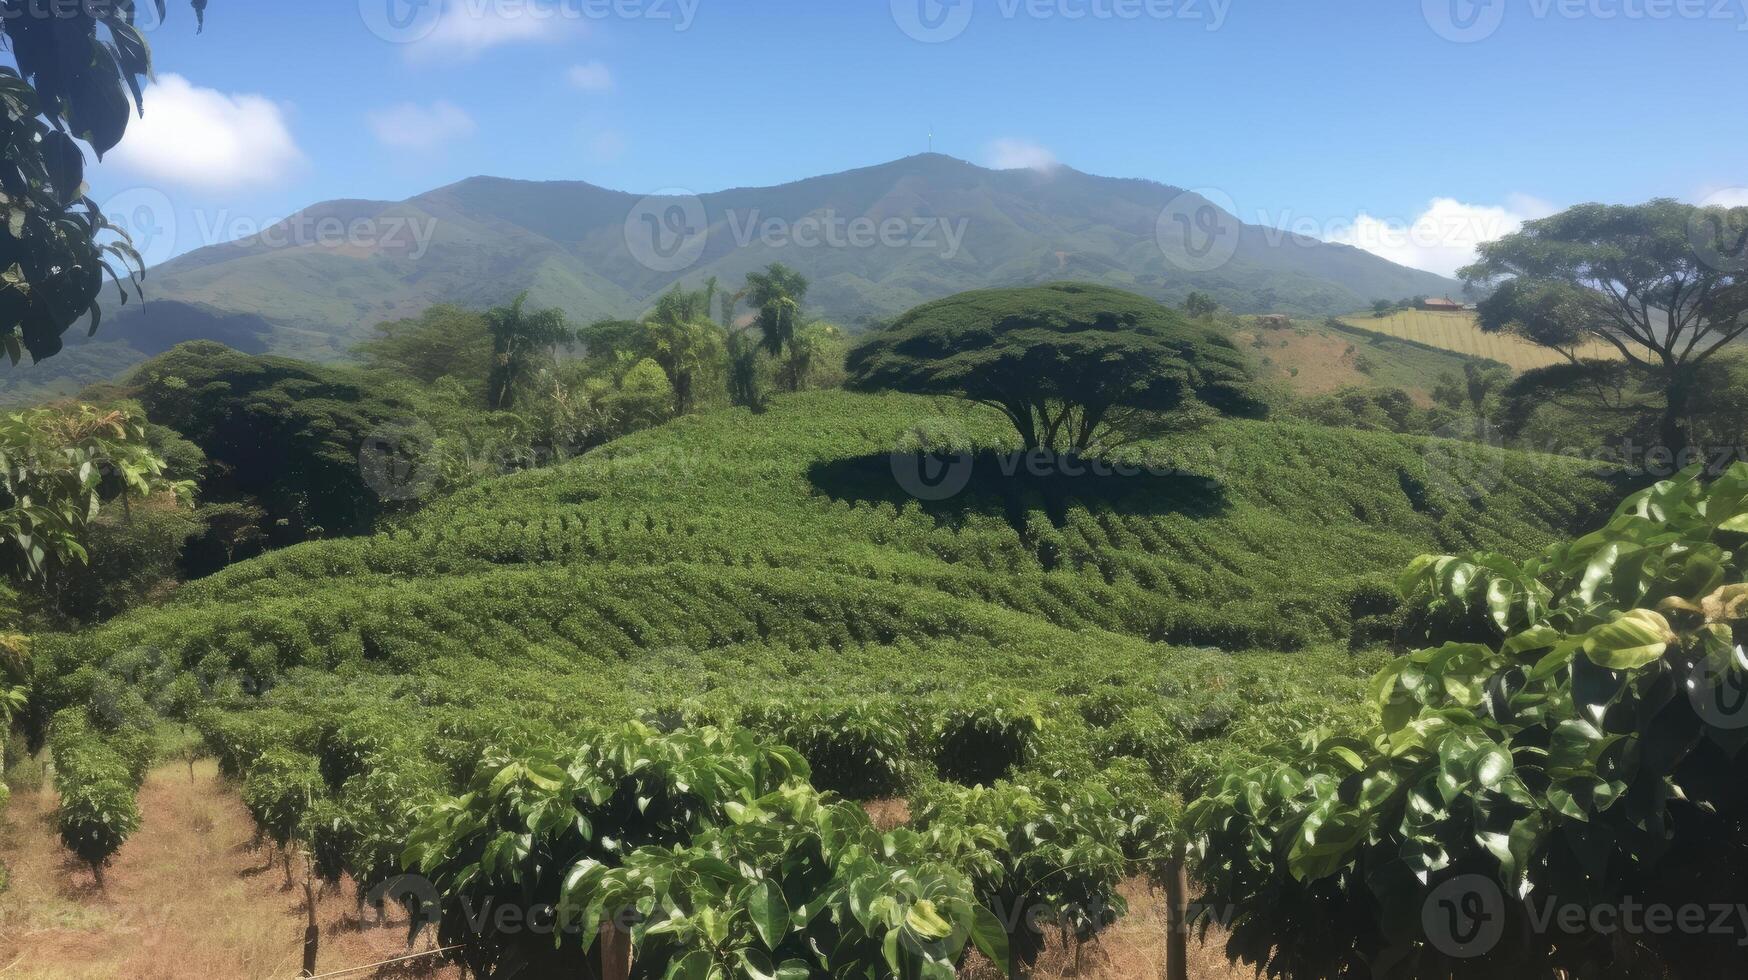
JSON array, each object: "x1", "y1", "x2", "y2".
[
  {"x1": 956, "y1": 879, "x2": 1255, "y2": 980},
  {"x1": 1336, "y1": 310, "x2": 1617, "y2": 371},
  {"x1": 0, "y1": 760, "x2": 461, "y2": 980},
  {"x1": 1236, "y1": 327, "x2": 1393, "y2": 397}
]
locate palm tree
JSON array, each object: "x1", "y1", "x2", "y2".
[
  {"x1": 644, "y1": 283, "x2": 725, "y2": 415},
  {"x1": 486, "y1": 293, "x2": 574, "y2": 411},
  {"x1": 743, "y1": 264, "x2": 810, "y2": 391},
  {"x1": 717, "y1": 286, "x2": 766, "y2": 413}
]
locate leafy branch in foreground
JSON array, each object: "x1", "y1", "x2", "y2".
[
  {"x1": 1188, "y1": 463, "x2": 1748, "y2": 979},
  {"x1": 2, "y1": 1, "x2": 210, "y2": 361}
]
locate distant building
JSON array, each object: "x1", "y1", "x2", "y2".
[
  {"x1": 1418, "y1": 297, "x2": 1466, "y2": 312},
  {"x1": 1257, "y1": 314, "x2": 1292, "y2": 328}
]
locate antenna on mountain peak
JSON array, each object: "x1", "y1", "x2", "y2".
[{"x1": 928, "y1": 124, "x2": 934, "y2": 155}]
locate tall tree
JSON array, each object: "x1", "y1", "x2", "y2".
[
  {"x1": 355, "y1": 305, "x2": 492, "y2": 389},
  {"x1": 485, "y1": 294, "x2": 573, "y2": 411},
  {"x1": 717, "y1": 287, "x2": 765, "y2": 412},
  {"x1": 744, "y1": 264, "x2": 810, "y2": 391},
  {"x1": 1182, "y1": 292, "x2": 1219, "y2": 320},
  {"x1": 1, "y1": 1, "x2": 210, "y2": 363},
  {"x1": 847, "y1": 283, "x2": 1266, "y2": 454},
  {"x1": 1462, "y1": 200, "x2": 1748, "y2": 455},
  {"x1": 644, "y1": 283, "x2": 725, "y2": 414}
]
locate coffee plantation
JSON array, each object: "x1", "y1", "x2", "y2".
[{"x1": 9, "y1": 379, "x2": 1651, "y2": 975}]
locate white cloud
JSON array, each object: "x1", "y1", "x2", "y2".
[
  {"x1": 568, "y1": 61, "x2": 614, "y2": 92},
  {"x1": 368, "y1": 101, "x2": 477, "y2": 150},
  {"x1": 1326, "y1": 195, "x2": 1557, "y2": 279},
  {"x1": 109, "y1": 74, "x2": 303, "y2": 189},
  {"x1": 409, "y1": 1, "x2": 576, "y2": 61},
  {"x1": 985, "y1": 139, "x2": 1058, "y2": 172}
]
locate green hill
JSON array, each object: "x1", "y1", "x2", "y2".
[
  {"x1": 38, "y1": 390, "x2": 1625, "y2": 790},
  {"x1": 2, "y1": 155, "x2": 1458, "y2": 404}
]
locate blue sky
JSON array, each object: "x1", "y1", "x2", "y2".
[{"x1": 83, "y1": 0, "x2": 1748, "y2": 275}]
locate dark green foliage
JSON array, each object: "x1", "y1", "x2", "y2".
[
  {"x1": 37, "y1": 498, "x2": 202, "y2": 627},
  {"x1": 1189, "y1": 464, "x2": 1748, "y2": 979},
  {"x1": 485, "y1": 294, "x2": 572, "y2": 411},
  {"x1": 0, "y1": 1, "x2": 208, "y2": 362},
  {"x1": 47, "y1": 707, "x2": 143, "y2": 882},
  {"x1": 915, "y1": 778, "x2": 1130, "y2": 972},
  {"x1": 742, "y1": 697, "x2": 916, "y2": 799},
  {"x1": 403, "y1": 725, "x2": 811, "y2": 978},
  {"x1": 240, "y1": 748, "x2": 323, "y2": 849},
  {"x1": 126, "y1": 342, "x2": 427, "y2": 539},
  {"x1": 355, "y1": 305, "x2": 493, "y2": 390},
  {"x1": 935, "y1": 700, "x2": 1041, "y2": 787},
  {"x1": 848, "y1": 284, "x2": 1267, "y2": 452},
  {"x1": 1463, "y1": 199, "x2": 1748, "y2": 455},
  {"x1": 566, "y1": 760, "x2": 1002, "y2": 979}
]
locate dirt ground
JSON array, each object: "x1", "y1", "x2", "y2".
[
  {"x1": 0, "y1": 760, "x2": 459, "y2": 980},
  {"x1": 1, "y1": 773, "x2": 1250, "y2": 979}
]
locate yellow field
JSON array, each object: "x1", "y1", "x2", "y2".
[{"x1": 1335, "y1": 310, "x2": 1616, "y2": 372}]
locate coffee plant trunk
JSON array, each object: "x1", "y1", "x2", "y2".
[
  {"x1": 300, "y1": 877, "x2": 318, "y2": 977},
  {"x1": 1163, "y1": 859, "x2": 1189, "y2": 980},
  {"x1": 599, "y1": 921, "x2": 630, "y2": 980}
]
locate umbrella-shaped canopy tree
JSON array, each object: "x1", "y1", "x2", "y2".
[{"x1": 846, "y1": 282, "x2": 1266, "y2": 453}]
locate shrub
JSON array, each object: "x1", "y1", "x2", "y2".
[
  {"x1": 915, "y1": 778, "x2": 1130, "y2": 973},
  {"x1": 240, "y1": 749, "x2": 324, "y2": 850},
  {"x1": 48, "y1": 711, "x2": 141, "y2": 887},
  {"x1": 404, "y1": 725, "x2": 810, "y2": 978},
  {"x1": 935, "y1": 699, "x2": 1042, "y2": 787},
  {"x1": 1188, "y1": 464, "x2": 1748, "y2": 978},
  {"x1": 742, "y1": 697, "x2": 915, "y2": 799}
]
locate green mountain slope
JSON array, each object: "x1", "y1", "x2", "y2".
[
  {"x1": 3, "y1": 155, "x2": 1457, "y2": 404},
  {"x1": 39, "y1": 391, "x2": 1624, "y2": 790}
]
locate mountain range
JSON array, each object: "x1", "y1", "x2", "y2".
[{"x1": 2, "y1": 153, "x2": 1458, "y2": 403}]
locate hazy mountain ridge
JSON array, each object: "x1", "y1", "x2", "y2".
[{"x1": 2, "y1": 154, "x2": 1457, "y2": 403}]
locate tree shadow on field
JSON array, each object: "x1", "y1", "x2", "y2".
[{"x1": 807, "y1": 450, "x2": 1229, "y2": 533}]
